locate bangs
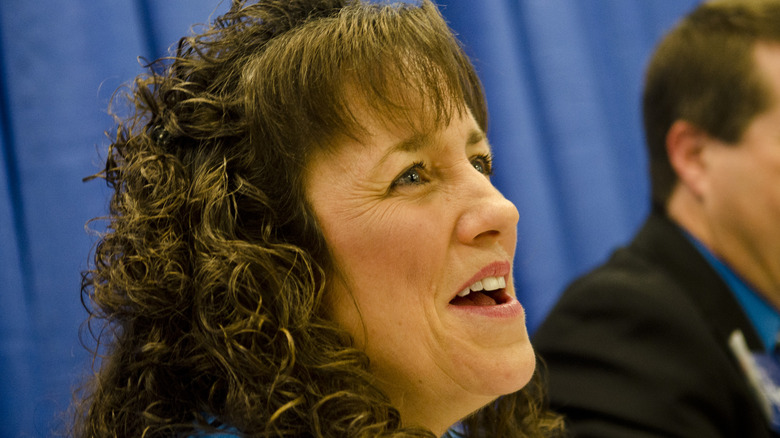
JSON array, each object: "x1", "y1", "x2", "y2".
[{"x1": 242, "y1": 0, "x2": 486, "y2": 154}]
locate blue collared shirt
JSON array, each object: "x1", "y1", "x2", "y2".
[{"x1": 685, "y1": 232, "x2": 780, "y2": 352}]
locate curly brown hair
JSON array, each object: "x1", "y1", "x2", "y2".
[{"x1": 74, "y1": 1, "x2": 564, "y2": 436}]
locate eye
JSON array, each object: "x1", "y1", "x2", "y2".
[
  {"x1": 471, "y1": 153, "x2": 494, "y2": 176},
  {"x1": 391, "y1": 161, "x2": 428, "y2": 189}
]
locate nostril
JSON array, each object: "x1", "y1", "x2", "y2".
[
  {"x1": 455, "y1": 191, "x2": 519, "y2": 244},
  {"x1": 473, "y1": 229, "x2": 500, "y2": 240}
]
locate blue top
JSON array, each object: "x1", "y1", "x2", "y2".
[
  {"x1": 189, "y1": 429, "x2": 240, "y2": 437},
  {"x1": 193, "y1": 433, "x2": 239, "y2": 438},
  {"x1": 189, "y1": 417, "x2": 241, "y2": 437},
  {"x1": 685, "y1": 232, "x2": 780, "y2": 352}
]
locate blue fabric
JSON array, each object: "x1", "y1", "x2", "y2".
[
  {"x1": 189, "y1": 416, "x2": 242, "y2": 437},
  {"x1": 686, "y1": 234, "x2": 780, "y2": 353},
  {"x1": 0, "y1": 1, "x2": 701, "y2": 435},
  {"x1": 189, "y1": 432, "x2": 241, "y2": 438},
  {"x1": 190, "y1": 427, "x2": 241, "y2": 437}
]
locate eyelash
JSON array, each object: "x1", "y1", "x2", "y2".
[
  {"x1": 472, "y1": 153, "x2": 494, "y2": 177},
  {"x1": 390, "y1": 153, "x2": 494, "y2": 189},
  {"x1": 391, "y1": 161, "x2": 428, "y2": 189}
]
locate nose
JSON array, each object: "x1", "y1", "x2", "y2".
[{"x1": 455, "y1": 169, "x2": 519, "y2": 244}]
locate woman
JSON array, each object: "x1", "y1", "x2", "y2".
[{"x1": 74, "y1": 0, "x2": 563, "y2": 436}]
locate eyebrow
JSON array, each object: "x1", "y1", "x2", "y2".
[
  {"x1": 393, "y1": 131, "x2": 431, "y2": 154},
  {"x1": 372, "y1": 127, "x2": 489, "y2": 174},
  {"x1": 466, "y1": 129, "x2": 486, "y2": 147},
  {"x1": 386, "y1": 128, "x2": 487, "y2": 156}
]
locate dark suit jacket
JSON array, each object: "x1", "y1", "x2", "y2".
[{"x1": 533, "y1": 211, "x2": 777, "y2": 437}]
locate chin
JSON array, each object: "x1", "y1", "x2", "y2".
[
  {"x1": 500, "y1": 341, "x2": 537, "y2": 394},
  {"x1": 464, "y1": 338, "x2": 537, "y2": 399}
]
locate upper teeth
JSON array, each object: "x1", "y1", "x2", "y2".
[{"x1": 457, "y1": 276, "x2": 506, "y2": 297}]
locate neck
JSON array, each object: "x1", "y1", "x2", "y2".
[
  {"x1": 666, "y1": 186, "x2": 712, "y2": 246},
  {"x1": 383, "y1": 379, "x2": 494, "y2": 436},
  {"x1": 667, "y1": 188, "x2": 780, "y2": 309}
]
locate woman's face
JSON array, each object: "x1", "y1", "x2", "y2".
[{"x1": 305, "y1": 105, "x2": 534, "y2": 432}]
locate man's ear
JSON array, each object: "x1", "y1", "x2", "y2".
[{"x1": 666, "y1": 120, "x2": 711, "y2": 199}]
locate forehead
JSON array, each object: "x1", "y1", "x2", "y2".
[
  {"x1": 321, "y1": 81, "x2": 471, "y2": 152},
  {"x1": 754, "y1": 42, "x2": 780, "y2": 107}
]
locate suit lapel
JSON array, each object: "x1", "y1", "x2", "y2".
[{"x1": 630, "y1": 211, "x2": 764, "y2": 353}]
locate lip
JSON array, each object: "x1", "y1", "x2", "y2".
[
  {"x1": 449, "y1": 293, "x2": 525, "y2": 318},
  {"x1": 449, "y1": 260, "x2": 523, "y2": 318},
  {"x1": 453, "y1": 261, "x2": 511, "y2": 300}
]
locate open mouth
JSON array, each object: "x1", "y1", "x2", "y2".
[{"x1": 449, "y1": 276, "x2": 510, "y2": 306}]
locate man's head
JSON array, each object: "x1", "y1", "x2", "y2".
[
  {"x1": 644, "y1": 0, "x2": 780, "y2": 207},
  {"x1": 645, "y1": 0, "x2": 780, "y2": 301}
]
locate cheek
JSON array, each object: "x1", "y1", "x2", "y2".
[
  {"x1": 322, "y1": 206, "x2": 444, "y2": 340},
  {"x1": 328, "y1": 206, "x2": 438, "y2": 290}
]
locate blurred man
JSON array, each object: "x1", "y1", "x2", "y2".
[{"x1": 534, "y1": 1, "x2": 780, "y2": 436}]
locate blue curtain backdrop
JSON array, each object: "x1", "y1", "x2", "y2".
[{"x1": 0, "y1": 1, "x2": 700, "y2": 436}]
